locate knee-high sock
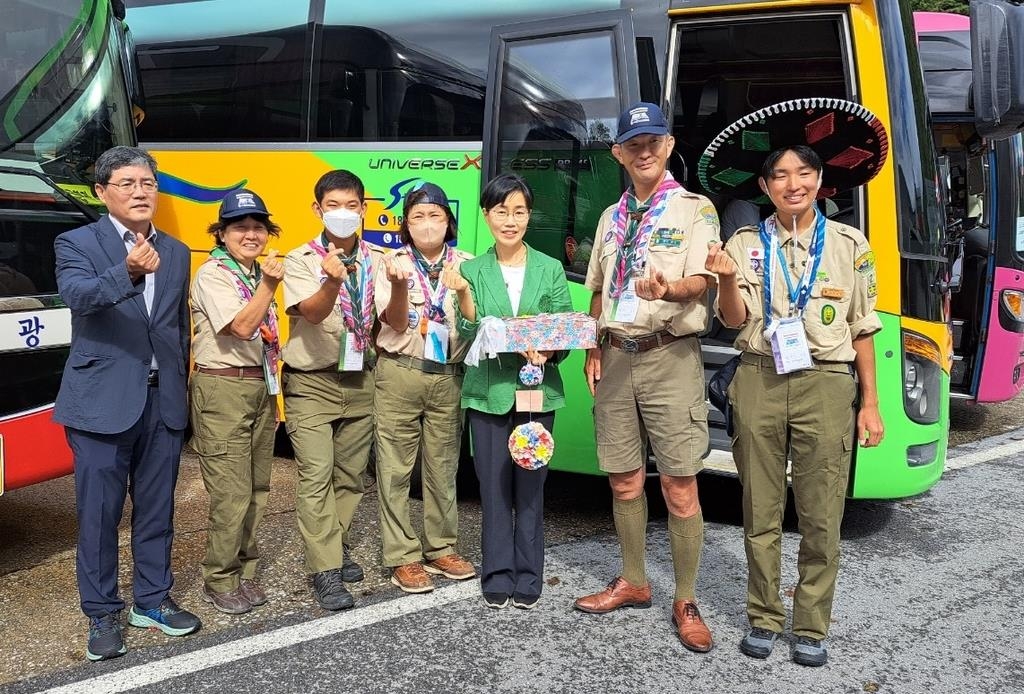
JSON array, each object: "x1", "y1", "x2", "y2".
[
  {"x1": 613, "y1": 494, "x2": 648, "y2": 586},
  {"x1": 668, "y1": 510, "x2": 704, "y2": 601}
]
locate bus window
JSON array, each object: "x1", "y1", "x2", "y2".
[{"x1": 136, "y1": 27, "x2": 308, "y2": 142}]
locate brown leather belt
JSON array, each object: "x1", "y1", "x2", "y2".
[
  {"x1": 195, "y1": 365, "x2": 264, "y2": 379},
  {"x1": 381, "y1": 351, "x2": 464, "y2": 376},
  {"x1": 606, "y1": 330, "x2": 688, "y2": 354},
  {"x1": 740, "y1": 352, "x2": 853, "y2": 375}
]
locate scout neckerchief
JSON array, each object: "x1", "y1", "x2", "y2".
[
  {"x1": 758, "y1": 211, "x2": 826, "y2": 337},
  {"x1": 408, "y1": 244, "x2": 453, "y2": 335},
  {"x1": 209, "y1": 246, "x2": 280, "y2": 392},
  {"x1": 307, "y1": 233, "x2": 375, "y2": 351},
  {"x1": 608, "y1": 171, "x2": 682, "y2": 300}
]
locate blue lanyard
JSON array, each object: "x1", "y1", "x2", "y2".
[{"x1": 759, "y1": 212, "x2": 826, "y2": 320}]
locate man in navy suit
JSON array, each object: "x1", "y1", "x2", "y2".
[{"x1": 54, "y1": 146, "x2": 200, "y2": 661}]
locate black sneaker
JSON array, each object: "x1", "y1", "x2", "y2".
[
  {"x1": 739, "y1": 627, "x2": 780, "y2": 659},
  {"x1": 511, "y1": 593, "x2": 539, "y2": 610},
  {"x1": 792, "y1": 636, "x2": 829, "y2": 667},
  {"x1": 128, "y1": 597, "x2": 201, "y2": 637},
  {"x1": 86, "y1": 613, "x2": 126, "y2": 661},
  {"x1": 341, "y1": 545, "x2": 364, "y2": 583},
  {"x1": 483, "y1": 592, "x2": 510, "y2": 609},
  {"x1": 313, "y1": 569, "x2": 355, "y2": 610}
]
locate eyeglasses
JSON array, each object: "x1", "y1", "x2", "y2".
[
  {"x1": 105, "y1": 179, "x2": 158, "y2": 194},
  {"x1": 488, "y1": 209, "x2": 530, "y2": 223}
]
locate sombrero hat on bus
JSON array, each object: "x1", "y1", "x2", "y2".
[{"x1": 697, "y1": 97, "x2": 889, "y2": 204}]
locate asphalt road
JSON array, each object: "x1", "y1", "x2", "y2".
[{"x1": 0, "y1": 396, "x2": 1021, "y2": 693}]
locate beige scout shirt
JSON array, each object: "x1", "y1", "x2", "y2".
[
  {"x1": 585, "y1": 188, "x2": 720, "y2": 336},
  {"x1": 280, "y1": 239, "x2": 385, "y2": 371},
  {"x1": 715, "y1": 217, "x2": 883, "y2": 363},
  {"x1": 374, "y1": 246, "x2": 473, "y2": 363},
  {"x1": 190, "y1": 258, "x2": 266, "y2": 368}
]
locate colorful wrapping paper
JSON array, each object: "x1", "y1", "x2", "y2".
[{"x1": 502, "y1": 312, "x2": 597, "y2": 352}]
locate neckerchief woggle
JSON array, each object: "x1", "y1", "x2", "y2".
[
  {"x1": 208, "y1": 246, "x2": 280, "y2": 391},
  {"x1": 407, "y1": 244, "x2": 453, "y2": 327},
  {"x1": 307, "y1": 233, "x2": 375, "y2": 351},
  {"x1": 758, "y1": 211, "x2": 826, "y2": 339},
  {"x1": 608, "y1": 171, "x2": 682, "y2": 301}
]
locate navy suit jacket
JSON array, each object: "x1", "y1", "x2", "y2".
[{"x1": 53, "y1": 215, "x2": 190, "y2": 434}]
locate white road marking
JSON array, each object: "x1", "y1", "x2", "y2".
[
  {"x1": 945, "y1": 435, "x2": 1024, "y2": 471},
  {"x1": 43, "y1": 580, "x2": 481, "y2": 694}
]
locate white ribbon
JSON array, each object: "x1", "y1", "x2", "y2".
[{"x1": 464, "y1": 316, "x2": 508, "y2": 367}]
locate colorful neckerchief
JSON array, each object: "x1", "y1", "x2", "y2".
[
  {"x1": 608, "y1": 171, "x2": 682, "y2": 299},
  {"x1": 208, "y1": 246, "x2": 280, "y2": 372},
  {"x1": 307, "y1": 234, "x2": 376, "y2": 350},
  {"x1": 408, "y1": 244, "x2": 453, "y2": 324},
  {"x1": 758, "y1": 211, "x2": 826, "y2": 329}
]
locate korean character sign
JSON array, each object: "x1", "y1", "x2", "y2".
[{"x1": 17, "y1": 315, "x2": 44, "y2": 348}]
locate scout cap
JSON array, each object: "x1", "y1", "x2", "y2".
[
  {"x1": 616, "y1": 102, "x2": 670, "y2": 144},
  {"x1": 219, "y1": 188, "x2": 272, "y2": 219},
  {"x1": 403, "y1": 181, "x2": 451, "y2": 213}
]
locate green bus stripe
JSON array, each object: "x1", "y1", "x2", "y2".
[{"x1": 3, "y1": 0, "x2": 108, "y2": 140}]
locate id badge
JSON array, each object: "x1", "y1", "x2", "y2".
[
  {"x1": 515, "y1": 390, "x2": 544, "y2": 412},
  {"x1": 769, "y1": 317, "x2": 813, "y2": 374},
  {"x1": 424, "y1": 320, "x2": 449, "y2": 363},
  {"x1": 338, "y1": 332, "x2": 365, "y2": 372},
  {"x1": 613, "y1": 280, "x2": 640, "y2": 323},
  {"x1": 262, "y1": 356, "x2": 280, "y2": 396}
]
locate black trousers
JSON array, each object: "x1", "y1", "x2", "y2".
[{"x1": 467, "y1": 408, "x2": 553, "y2": 598}]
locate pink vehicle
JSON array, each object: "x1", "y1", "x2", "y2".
[{"x1": 916, "y1": 11, "x2": 1024, "y2": 403}]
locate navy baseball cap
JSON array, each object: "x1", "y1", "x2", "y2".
[
  {"x1": 404, "y1": 181, "x2": 451, "y2": 213},
  {"x1": 219, "y1": 188, "x2": 271, "y2": 219},
  {"x1": 616, "y1": 102, "x2": 670, "y2": 143}
]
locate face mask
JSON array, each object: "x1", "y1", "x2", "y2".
[{"x1": 321, "y1": 208, "x2": 361, "y2": 239}]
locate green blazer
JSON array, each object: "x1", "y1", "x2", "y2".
[{"x1": 456, "y1": 244, "x2": 573, "y2": 415}]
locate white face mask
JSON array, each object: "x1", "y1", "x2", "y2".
[{"x1": 321, "y1": 208, "x2": 361, "y2": 239}]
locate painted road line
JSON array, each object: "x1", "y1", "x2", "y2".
[
  {"x1": 43, "y1": 580, "x2": 482, "y2": 694},
  {"x1": 945, "y1": 435, "x2": 1024, "y2": 471}
]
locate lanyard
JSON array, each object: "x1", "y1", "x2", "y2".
[
  {"x1": 408, "y1": 244, "x2": 452, "y2": 324},
  {"x1": 208, "y1": 247, "x2": 280, "y2": 380},
  {"x1": 759, "y1": 211, "x2": 825, "y2": 326},
  {"x1": 307, "y1": 235, "x2": 375, "y2": 350}
]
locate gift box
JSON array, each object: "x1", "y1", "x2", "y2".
[{"x1": 502, "y1": 312, "x2": 597, "y2": 352}]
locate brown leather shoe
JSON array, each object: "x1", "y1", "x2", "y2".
[
  {"x1": 424, "y1": 553, "x2": 476, "y2": 580},
  {"x1": 672, "y1": 599, "x2": 714, "y2": 653},
  {"x1": 573, "y1": 577, "x2": 652, "y2": 614},
  {"x1": 239, "y1": 579, "x2": 267, "y2": 607},
  {"x1": 391, "y1": 562, "x2": 435, "y2": 594},
  {"x1": 201, "y1": 584, "x2": 251, "y2": 615}
]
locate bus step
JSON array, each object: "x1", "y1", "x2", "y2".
[
  {"x1": 952, "y1": 320, "x2": 965, "y2": 350},
  {"x1": 950, "y1": 354, "x2": 968, "y2": 386}
]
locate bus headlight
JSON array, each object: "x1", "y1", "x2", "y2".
[{"x1": 902, "y1": 330, "x2": 941, "y2": 424}]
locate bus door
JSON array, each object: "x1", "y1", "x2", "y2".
[
  {"x1": 482, "y1": 10, "x2": 641, "y2": 472},
  {"x1": 0, "y1": 162, "x2": 97, "y2": 493}
]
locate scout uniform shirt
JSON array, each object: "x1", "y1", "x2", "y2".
[
  {"x1": 281, "y1": 238, "x2": 385, "y2": 371},
  {"x1": 374, "y1": 245, "x2": 473, "y2": 363},
  {"x1": 716, "y1": 216, "x2": 883, "y2": 363},
  {"x1": 191, "y1": 259, "x2": 266, "y2": 368},
  {"x1": 585, "y1": 187, "x2": 720, "y2": 336}
]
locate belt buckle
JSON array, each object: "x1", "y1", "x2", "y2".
[{"x1": 620, "y1": 337, "x2": 639, "y2": 354}]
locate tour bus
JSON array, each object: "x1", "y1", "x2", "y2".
[
  {"x1": 128, "y1": 0, "x2": 1024, "y2": 499},
  {"x1": 0, "y1": 0, "x2": 139, "y2": 494},
  {"x1": 915, "y1": 11, "x2": 1024, "y2": 404}
]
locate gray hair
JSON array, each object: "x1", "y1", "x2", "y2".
[{"x1": 94, "y1": 146, "x2": 158, "y2": 184}]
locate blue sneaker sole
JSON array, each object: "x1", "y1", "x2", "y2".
[
  {"x1": 86, "y1": 644, "x2": 126, "y2": 661},
  {"x1": 127, "y1": 609, "x2": 198, "y2": 637}
]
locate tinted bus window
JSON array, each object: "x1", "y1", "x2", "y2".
[{"x1": 136, "y1": 26, "x2": 307, "y2": 142}]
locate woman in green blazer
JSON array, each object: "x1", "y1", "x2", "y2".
[{"x1": 441, "y1": 173, "x2": 572, "y2": 609}]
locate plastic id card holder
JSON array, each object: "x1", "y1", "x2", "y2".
[
  {"x1": 613, "y1": 280, "x2": 639, "y2": 323},
  {"x1": 338, "y1": 332, "x2": 365, "y2": 372},
  {"x1": 424, "y1": 321, "x2": 449, "y2": 363},
  {"x1": 769, "y1": 317, "x2": 813, "y2": 374}
]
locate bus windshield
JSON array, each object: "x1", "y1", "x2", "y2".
[{"x1": 0, "y1": 0, "x2": 136, "y2": 199}]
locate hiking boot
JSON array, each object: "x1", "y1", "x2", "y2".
[
  {"x1": 239, "y1": 579, "x2": 267, "y2": 607},
  {"x1": 312, "y1": 569, "x2": 355, "y2": 611},
  {"x1": 341, "y1": 545, "x2": 364, "y2": 583},
  {"x1": 202, "y1": 584, "x2": 252, "y2": 615},
  {"x1": 792, "y1": 636, "x2": 828, "y2": 666},
  {"x1": 86, "y1": 613, "x2": 126, "y2": 662},
  {"x1": 424, "y1": 553, "x2": 476, "y2": 580},
  {"x1": 391, "y1": 562, "x2": 435, "y2": 593},
  {"x1": 740, "y1": 627, "x2": 780, "y2": 659},
  {"x1": 128, "y1": 598, "x2": 201, "y2": 637}
]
